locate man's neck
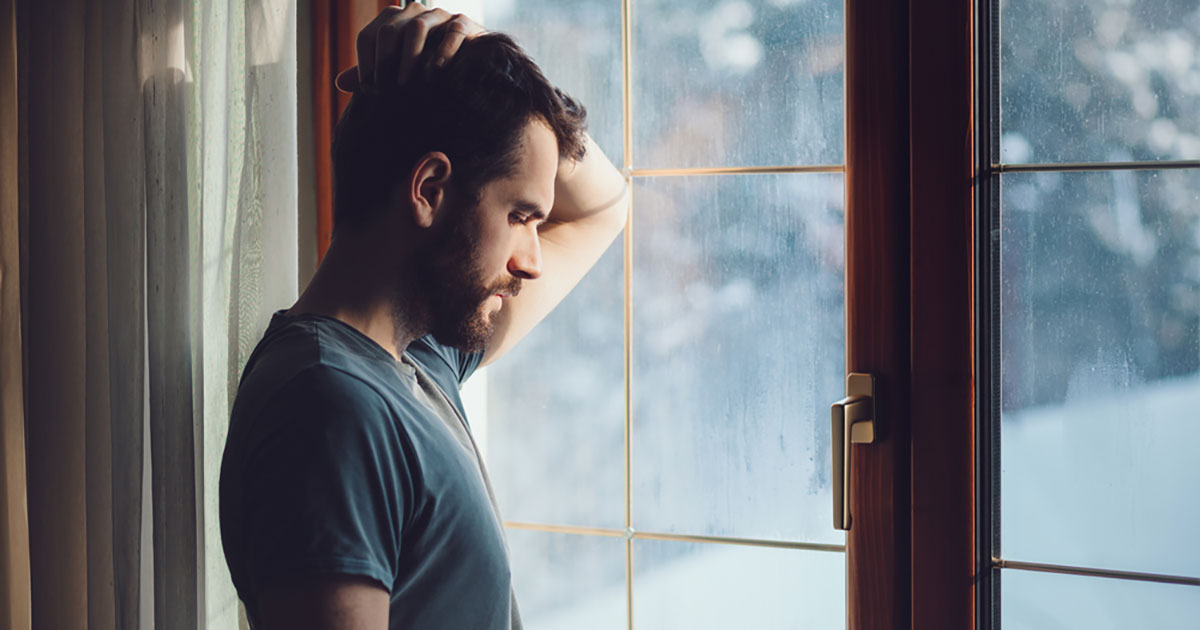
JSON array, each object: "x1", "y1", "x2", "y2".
[{"x1": 287, "y1": 231, "x2": 429, "y2": 361}]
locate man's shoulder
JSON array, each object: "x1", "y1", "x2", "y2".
[
  {"x1": 224, "y1": 343, "x2": 405, "y2": 482},
  {"x1": 232, "y1": 314, "x2": 396, "y2": 423}
]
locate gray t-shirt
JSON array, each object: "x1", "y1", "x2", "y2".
[{"x1": 219, "y1": 311, "x2": 521, "y2": 629}]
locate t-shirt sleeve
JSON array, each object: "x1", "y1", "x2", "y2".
[
  {"x1": 239, "y1": 366, "x2": 409, "y2": 596},
  {"x1": 412, "y1": 334, "x2": 484, "y2": 386}
]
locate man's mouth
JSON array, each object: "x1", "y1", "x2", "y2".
[{"x1": 492, "y1": 281, "x2": 522, "y2": 300}]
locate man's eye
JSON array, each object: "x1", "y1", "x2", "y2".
[{"x1": 509, "y1": 213, "x2": 531, "y2": 225}]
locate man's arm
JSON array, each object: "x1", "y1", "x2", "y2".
[
  {"x1": 257, "y1": 575, "x2": 389, "y2": 630},
  {"x1": 480, "y1": 134, "x2": 629, "y2": 366},
  {"x1": 229, "y1": 367, "x2": 407, "y2": 630}
]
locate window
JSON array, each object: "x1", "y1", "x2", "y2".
[
  {"x1": 981, "y1": 0, "x2": 1200, "y2": 626},
  {"x1": 440, "y1": 0, "x2": 850, "y2": 627}
]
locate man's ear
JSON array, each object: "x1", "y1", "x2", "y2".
[{"x1": 408, "y1": 152, "x2": 453, "y2": 229}]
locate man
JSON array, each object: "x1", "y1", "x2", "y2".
[{"x1": 218, "y1": 4, "x2": 627, "y2": 629}]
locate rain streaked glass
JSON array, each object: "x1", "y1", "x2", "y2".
[
  {"x1": 1001, "y1": 569, "x2": 1200, "y2": 629},
  {"x1": 632, "y1": 0, "x2": 844, "y2": 169},
  {"x1": 633, "y1": 174, "x2": 845, "y2": 543},
  {"x1": 633, "y1": 540, "x2": 845, "y2": 630},
  {"x1": 508, "y1": 529, "x2": 627, "y2": 630},
  {"x1": 1000, "y1": 0, "x2": 1200, "y2": 163},
  {"x1": 1000, "y1": 170, "x2": 1200, "y2": 578}
]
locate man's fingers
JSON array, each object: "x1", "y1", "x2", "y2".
[
  {"x1": 354, "y1": 5, "x2": 406, "y2": 89},
  {"x1": 352, "y1": 3, "x2": 424, "y2": 88},
  {"x1": 345, "y1": 4, "x2": 483, "y2": 91},
  {"x1": 396, "y1": 8, "x2": 452, "y2": 85},
  {"x1": 433, "y1": 15, "x2": 484, "y2": 67},
  {"x1": 373, "y1": 18, "x2": 405, "y2": 87}
]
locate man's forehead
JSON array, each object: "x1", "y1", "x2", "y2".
[
  {"x1": 518, "y1": 120, "x2": 559, "y2": 172},
  {"x1": 489, "y1": 122, "x2": 558, "y2": 207}
]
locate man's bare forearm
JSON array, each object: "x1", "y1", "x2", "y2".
[{"x1": 549, "y1": 134, "x2": 629, "y2": 233}]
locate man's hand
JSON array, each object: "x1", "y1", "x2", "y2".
[{"x1": 335, "y1": 2, "x2": 485, "y2": 93}]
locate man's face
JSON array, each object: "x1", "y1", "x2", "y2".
[{"x1": 416, "y1": 120, "x2": 559, "y2": 352}]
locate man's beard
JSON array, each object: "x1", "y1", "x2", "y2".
[{"x1": 409, "y1": 201, "x2": 521, "y2": 353}]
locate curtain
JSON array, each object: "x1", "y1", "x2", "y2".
[
  {"x1": 4, "y1": 0, "x2": 299, "y2": 628},
  {"x1": 0, "y1": 0, "x2": 32, "y2": 627}
]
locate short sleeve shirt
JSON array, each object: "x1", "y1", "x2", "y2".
[{"x1": 219, "y1": 311, "x2": 520, "y2": 629}]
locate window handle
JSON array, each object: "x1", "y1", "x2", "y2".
[{"x1": 831, "y1": 373, "x2": 877, "y2": 531}]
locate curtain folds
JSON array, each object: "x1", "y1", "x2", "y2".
[
  {"x1": 0, "y1": 0, "x2": 32, "y2": 627},
  {"x1": 8, "y1": 0, "x2": 299, "y2": 628}
]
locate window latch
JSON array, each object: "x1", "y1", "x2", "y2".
[{"x1": 831, "y1": 372, "x2": 877, "y2": 531}]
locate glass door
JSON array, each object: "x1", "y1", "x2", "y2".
[
  {"x1": 981, "y1": 0, "x2": 1200, "y2": 625},
  {"x1": 439, "y1": 0, "x2": 854, "y2": 627}
]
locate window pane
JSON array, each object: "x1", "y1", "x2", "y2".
[
  {"x1": 508, "y1": 530, "x2": 626, "y2": 630},
  {"x1": 632, "y1": 0, "x2": 844, "y2": 168},
  {"x1": 633, "y1": 540, "x2": 844, "y2": 629},
  {"x1": 1000, "y1": 0, "x2": 1200, "y2": 163},
  {"x1": 633, "y1": 174, "x2": 844, "y2": 543},
  {"x1": 1000, "y1": 170, "x2": 1200, "y2": 577},
  {"x1": 484, "y1": 244, "x2": 625, "y2": 528},
  {"x1": 1001, "y1": 569, "x2": 1200, "y2": 629}
]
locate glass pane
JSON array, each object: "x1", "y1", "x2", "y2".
[
  {"x1": 633, "y1": 174, "x2": 845, "y2": 543},
  {"x1": 633, "y1": 540, "x2": 844, "y2": 629},
  {"x1": 484, "y1": 244, "x2": 625, "y2": 528},
  {"x1": 632, "y1": 0, "x2": 844, "y2": 168},
  {"x1": 444, "y1": 0, "x2": 625, "y2": 166},
  {"x1": 507, "y1": 529, "x2": 626, "y2": 630},
  {"x1": 1000, "y1": 0, "x2": 1200, "y2": 163},
  {"x1": 1000, "y1": 170, "x2": 1200, "y2": 577},
  {"x1": 1002, "y1": 569, "x2": 1200, "y2": 629}
]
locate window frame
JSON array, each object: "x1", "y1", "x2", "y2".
[
  {"x1": 976, "y1": 0, "x2": 999, "y2": 625},
  {"x1": 843, "y1": 0, "x2": 912, "y2": 626},
  {"x1": 907, "y1": 0, "x2": 978, "y2": 628},
  {"x1": 846, "y1": 0, "x2": 978, "y2": 626}
]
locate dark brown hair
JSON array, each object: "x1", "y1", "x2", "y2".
[{"x1": 331, "y1": 32, "x2": 588, "y2": 232}]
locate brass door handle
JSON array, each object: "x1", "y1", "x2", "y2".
[{"x1": 831, "y1": 373, "x2": 877, "y2": 531}]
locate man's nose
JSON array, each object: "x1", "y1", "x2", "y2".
[{"x1": 507, "y1": 230, "x2": 542, "y2": 280}]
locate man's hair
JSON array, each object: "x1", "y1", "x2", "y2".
[{"x1": 331, "y1": 32, "x2": 588, "y2": 232}]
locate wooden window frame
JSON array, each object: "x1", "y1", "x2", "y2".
[
  {"x1": 845, "y1": 0, "x2": 975, "y2": 628},
  {"x1": 910, "y1": 0, "x2": 977, "y2": 628}
]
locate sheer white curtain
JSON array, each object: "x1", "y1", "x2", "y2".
[
  {"x1": 190, "y1": 0, "x2": 298, "y2": 627},
  {"x1": 8, "y1": 0, "x2": 297, "y2": 628}
]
